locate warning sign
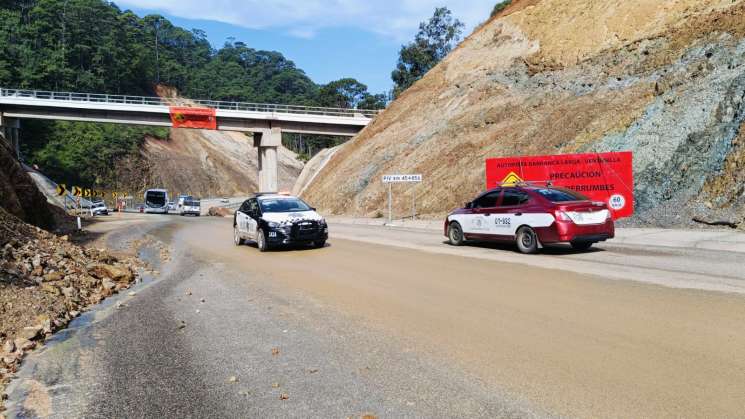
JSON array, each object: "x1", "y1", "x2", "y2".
[
  {"x1": 169, "y1": 106, "x2": 217, "y2": 130},
  {"x1": 501, "y1": 172, "x2": 523, "y2": 185},
  {"x1": 485, "y1": 151, "x2": 634, "y2": 219}
]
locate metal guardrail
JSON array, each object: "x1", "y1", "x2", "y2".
[{"x1": 0, "y1": 87, "x2": 381, "y2": 119}]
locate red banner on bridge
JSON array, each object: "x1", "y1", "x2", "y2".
[
  {"x1": 169, "y1": 106, "x2": 216, "y2": 130},
  {"x1": 485, "y1": 151, "x2": 634, "y2": 219}
]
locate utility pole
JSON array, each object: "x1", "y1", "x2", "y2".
[{"x1": 388, "y1": 182, "x2": 392, "y2": 224}]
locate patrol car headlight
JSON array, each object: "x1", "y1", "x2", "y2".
[
  {"x1": 319, "y1": 219, "x2": 327, "y2": 226},
  {"x1": 267, "y1": 221, "x2": 280, "y2": 228}
]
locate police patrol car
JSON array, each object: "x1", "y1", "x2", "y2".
[
  {"x1": 233, "y1": 193, "x2": 328, "y2": 252},
  {"x1": 445, "y1": 183, "x2": 614, "y2": 254}
]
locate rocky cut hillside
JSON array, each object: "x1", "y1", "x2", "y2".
[
  {"x1": 115, "y1": 129, "x2": 303, "y2": 199},
  {"x1": 110, "y1": 86, "x2": 304, "y2": 199},
  {"x1": 301, "y1": 0, "x2": 745, "y2": 226}
]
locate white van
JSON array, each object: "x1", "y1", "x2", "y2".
[{"x1": 180, "y1": 198, "x2": 201, "y2": 216}]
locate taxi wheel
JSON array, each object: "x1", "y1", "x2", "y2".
[
  {"x1": 516, "y1": 226, "x2": 539, "y2": 254},
  {"x1": 571, "y1": 241, "x2": 593, "y2": 251},
  {"x1": 448, "y1": 222, "x2": 465, "y2": 246},
  {"x1": 233, "y1": 225, "x2": 245, "y2": 246},
  {"x1": 257, "y1": 229, "x2": 270, "y2": 252}
]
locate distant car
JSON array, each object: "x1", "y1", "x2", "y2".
[
  {"x1": 180, "y1": 199, "x2": 201, "y2": 216},
  {"x1": 176, "y1": 195, "x2": 192, "y2": 210},
  {"x1": 167, "y1": 201, "x2": 176, "y2": 211},
  {"x1": 445, "y1": 184, "x2": 614, "y2": 254},
  {"x1": 221, "y1": 197, "x2": 229, "y2": 203},
  {"x1": 91, "y1": 201, "x2": 109, "y2": 216},
  {"x1": 233, "y1": 194, "x2": 327, "y2": 251},
  {"x1": 136, "y1": 204, "x2": 145, "y2": 213}
]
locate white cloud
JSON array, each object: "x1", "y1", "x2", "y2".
[{"x1": 116, "y1": 0, "x2": 496, "y2": 41}]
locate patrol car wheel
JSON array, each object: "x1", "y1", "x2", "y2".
[
  {"x1": 257, "y1": 228, "x2": 270, "y2": 252},
  {"x1": 233, "y1": 225, "x2": 244, "y2": 246},
  {"x1": 314, "y1": 240, "x2": 326, "y2": 249},
  {"x1": 448, "y1": 222, "x2": 465, "y2": 246},
  {"x1": 516, "y1": 226, "x2": 538, "y2": 254}
]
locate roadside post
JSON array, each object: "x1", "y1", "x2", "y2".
[
  {"x1": 382, "y1": 174, "x2": 422, "y2": 225},
  {"x1": 75, "y1": 196, "x2": 81, "y2": 230}
]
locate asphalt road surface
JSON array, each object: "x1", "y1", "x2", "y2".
[{"x1": 6, "y1": 215, "x2": 745, "y2": 418}]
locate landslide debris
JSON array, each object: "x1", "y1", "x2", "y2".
[
  {"x1": 301, "y1": 0, "x2": 745, "y2": 227},
  {"x1": 0, "y1": 207, "x2": 140, "y2": 408},
  {"x1": 114, "y1": 86, "x2": 304, "y2": 199},
  {"x1": 115, "y1": 129, "x2": 303, "y2": 199},
  {"x1": 207, "y1": 206, "x2": 234, "y2": 217}
]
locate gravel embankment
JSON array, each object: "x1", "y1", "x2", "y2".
[{"x1": 0, "y1": 208, "x2": 141, "y2": 414}]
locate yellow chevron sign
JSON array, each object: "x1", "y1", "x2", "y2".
[
  {"x1": 72, "y1": 186, "x2": 82, "y2": 197},
  {"x1": 56, "y1": 184, "x2": 67, "y2": 196},
  {"x1": 501, "y1": 171, "x2": 524, "y2": 185}
]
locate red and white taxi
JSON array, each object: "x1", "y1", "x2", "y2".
[{"x1": 445, "y1": 184, "x2": 614, "y2": 253}]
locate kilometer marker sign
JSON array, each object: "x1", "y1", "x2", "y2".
[
  {"x1": 382, "y1": 174, "x2": 422, "y2": 183},
  {"x1": 485, "y1": 151, "x2": 634, "y2": 219}
]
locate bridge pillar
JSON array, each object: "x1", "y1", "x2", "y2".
[
  {"x1": 253, "y1": 127, "x2": 281, "y2": 193},
  {"x1": 0, "y1": 114, "x2": 20, "y2": 158}
]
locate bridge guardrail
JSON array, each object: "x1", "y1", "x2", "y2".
[{"x1": 0, "y1": 88, "x2": 381, "y2": 118}]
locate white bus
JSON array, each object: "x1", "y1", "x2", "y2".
[{"x1": 143, "y1": 189, "x2": 169, "y2": 214}]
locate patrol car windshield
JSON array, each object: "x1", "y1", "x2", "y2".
[
  {"x1": 535, "y1": 188, "x2": 588, "y2": 202},
  {"x1": 259, "y1": 198, "x2": 311, "y2": 213},
  {"x1": 184, "y1": 200, "x2": 200, "y2": 206}
]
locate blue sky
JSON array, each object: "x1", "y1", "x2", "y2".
[{"x1": 116, "y1": 1, "x2": 497, "y2": 94}]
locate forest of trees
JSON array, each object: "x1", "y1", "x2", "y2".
[
  {"x1": 0, "y1": 0, "x2": 386, "y2": 186},
  {"x1": 0, "y1": 0, "x2": 465, "y2": 187}
]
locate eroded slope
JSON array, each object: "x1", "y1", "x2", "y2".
[{"x1": 303, "y1": 0, "x2": 745, "y2": 226}]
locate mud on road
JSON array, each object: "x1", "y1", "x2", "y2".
[{"x1": 6, "y1": 214, "x2": 745, "y2": 418}]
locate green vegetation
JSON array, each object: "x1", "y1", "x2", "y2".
[
  {"x1": 491, "y1": 1, "x2": 513, "y2": 18},
  {"x1": 0, "y1": 0, "x2": 386, "y2": 186},
  {"x1": 317, "y1": 78, "x2": 386, "y2": 110},
  {"x1": 22, "y1": 122, "x2": 168, "y2": 187},
  {"x1": 391, "y1": 7, "x2": 464, "y2": 97}
]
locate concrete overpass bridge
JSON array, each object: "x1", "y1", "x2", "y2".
[{"x1": 0, "y1": 87, "x2": 378, "y2": 191}]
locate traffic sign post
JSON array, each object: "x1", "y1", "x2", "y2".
[{"x1": 382, "y1": 174, "x2": 422, "y2": 225}]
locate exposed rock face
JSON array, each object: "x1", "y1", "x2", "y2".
[
  {"x1": 302, "y1": 0, "x2": 745, "y2": 227},
  {"x1": 292, "y1": 145, "x2": 341, "y2": 197},
  {"x1": 116, "y1": 129, "x2": 303, "y2": 199},
  {"x1": 0, "y1": 140, "x2": 56, "y2": 229}
]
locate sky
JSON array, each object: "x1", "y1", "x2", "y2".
[{"x1": 115, "y1": 1, "x2": 497, "y2": 94}]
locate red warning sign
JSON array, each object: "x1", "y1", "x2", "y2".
[
  {"x1": 169, "y1": 106, "x2": 217, "y2": 130},
  {"x1": 485, "y1": 151, "x2": 634, "y2": 219}
]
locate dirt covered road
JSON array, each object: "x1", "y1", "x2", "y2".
[
  {"x1": 7, "y1": 215, "x2": 745, "y2": 418},
  {"x1": 188, "y1": 218, "x2": 745, "y2": 418}
]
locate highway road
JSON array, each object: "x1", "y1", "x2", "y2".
[{"x1": 6, "y1": 214, "x2": 745, "y2": 418}]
